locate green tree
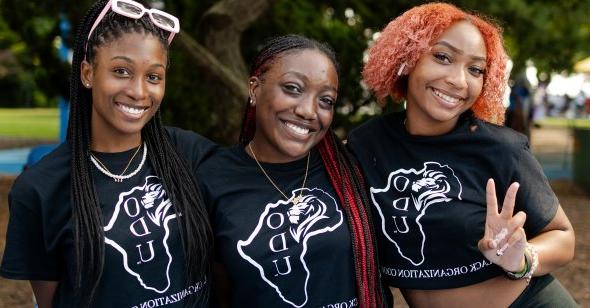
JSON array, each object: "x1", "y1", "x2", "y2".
[{"x1": 1, "y1": 0, "x2": 589, "y2": 143}]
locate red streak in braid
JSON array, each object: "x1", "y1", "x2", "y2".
[
  {"x1": 318, "y1": 132, "x2": 381, "y2": 307},
  {"x1": 239, "y1": 104, "x2": 257, "y2": 144},
  {"x1": 318, "y1": 137, "x2": 369, "y2": 307}
]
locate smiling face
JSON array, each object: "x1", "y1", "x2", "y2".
[
  {"x1": 405, "y1": 20, "x2": 487, "y2": 136},
  {"x1": 249, "y1": 49, "x2": 338, "y2": 163},
  {"x1": 81, "y1": 32, "x2": 167, "y2": 150}
]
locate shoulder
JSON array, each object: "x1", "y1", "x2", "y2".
[
  {"x1": 164, "y1": 126, "x2": 216, "y2": 149},
  {"x1": 349, "y1": 113, "x2": 395, "y2": 138},
  {"x1": 347, "y1": 112, "x2": 402, "y2": 156},
  {"x1": 10, "y1": 142, "x2": 70, "y2": 205},
  {"x1": 196, "y1": 145, "x2": 244, "y2": 209},
  {"x1": 164, "y1": 126, "x2": 218, "y2": 165},
  {"x1": 198, "y1": 145, "x2": 242, "y2": 175},
  {"x1": 471, "y1": 119, "x2": 529, "y2": 153}
]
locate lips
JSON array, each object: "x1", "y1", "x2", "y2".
[
  {"x1": 281, "y1": 118, "x2": 319, "y2": 139},
  {"x1": 284, "y1": 121, "x2": 310, "y2": 135},
  {"x1": 431, "y1": 88, "x2": 465, "y2": 106},
  {"x1": 115, "y1": 102, "x2": 149, "y2": 118}
]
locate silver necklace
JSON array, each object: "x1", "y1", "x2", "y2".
[{"x1": 90, "y1": 142, "x2": 147, "y2": 182}]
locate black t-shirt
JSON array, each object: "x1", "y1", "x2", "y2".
[
  {"x1": 0, "y1": 127, "x2": 215, "y2": 307},
  {"x1": 198, "y1": 145, "x2": 358, "y2": 308},
  {"x1": 347, "y1": 111, "x2": 558, "y2": 290}
]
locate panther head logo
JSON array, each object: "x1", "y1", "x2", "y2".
[
  {"x1": 287, "y1": 194, "x2": 329, "y2": 243},
  {"x1": 141, "y1": 180, "x2": 173, "y2": 226},
  {"x1": 410, "y1": 169, "x2": 453, "y2": 212}
]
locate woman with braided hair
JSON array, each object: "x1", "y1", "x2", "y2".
[
  {"x1": 1, "y1": 0, "x2": 213, "y2": 306},
  {"x1": 347, "y1": 3, "x2": 576, "y2": 307},
  {"x1": 198, "y1": 34, "x2": 386, "y2": 307}
]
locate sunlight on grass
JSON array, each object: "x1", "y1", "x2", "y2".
[
  {"x1": 0, "y1": 108, "x2": 59, "y2": 139},
  {"x1": 537, "y1": 118, "x2": 590, "y2": 128}
]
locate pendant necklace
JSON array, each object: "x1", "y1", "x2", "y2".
[
  {"x1": 90, "y1": 142, "x2": 147, "y2": 182},
  {"x1": 248, "y1": 142, "x2": 310, "y2": 205}
]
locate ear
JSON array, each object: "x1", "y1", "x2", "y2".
[
  {"x1": 248, "y1": 76, "x2": 260, "y2": 106},
  {"x1": 80, "y1": 60, "x2": 94, "y2": 89}
]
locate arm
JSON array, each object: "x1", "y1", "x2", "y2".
[
  {"x1": 509, "y1": 140, "x2": 575, "y2": 274},
  {"x1": 212, "y1": 262, "x2": 233, "y2": 308},
  {"x1": 30, "y1": 280, "x2": 58, "y2": 308},
  {"x1": 528, "y1": 205, "x2": 575, "y2": 275}
]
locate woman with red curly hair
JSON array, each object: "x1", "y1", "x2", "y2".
[{"x1": 347, "y1": 3, "x2": 576, "y2": 307}]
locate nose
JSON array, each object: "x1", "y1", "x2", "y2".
[
  {"x1": 445, "y1": 65, "x2": 468, "y2": 90},
  {"x1": 127, "y1": 77, "x2": 148, "y2": 101},
  {"x1": 293, "y1": 95, "x2": 317, "y2": 120}
]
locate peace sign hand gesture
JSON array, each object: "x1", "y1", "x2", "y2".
[{"x1": 478, "y1": 179, "x2": 528, "y2": 273}]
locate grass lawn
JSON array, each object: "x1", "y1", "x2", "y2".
[
  {"x1": 0, "y1": 108, "x2": 59, "y2": 139},
  {"x1": 537, "y1": 117, "x2": 590, "y2": 128}
]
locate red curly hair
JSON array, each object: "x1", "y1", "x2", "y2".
[{"x1": 362, "y1": 2, "x2": 508, "y2": 124}]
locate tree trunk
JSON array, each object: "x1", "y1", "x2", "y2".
[
  {"x1": 176, "y1": 31, "x2": 248, "y2": 101},
  {"x1": 199, "y1": 0, "x2": 274, "y2": 143}
]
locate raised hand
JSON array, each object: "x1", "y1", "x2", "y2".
[{"x1": 478, "y1": 179, "x2": 528, "y2": 272}]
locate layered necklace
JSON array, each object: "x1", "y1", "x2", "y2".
[
  {"x1": 248, "y1": 142, "x2": 310, "y2": 205},
  {"x1": 90, "y1": 142, "x2": 147, "y2": 182}
]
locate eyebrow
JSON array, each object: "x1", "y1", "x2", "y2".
[
  {"x1": 282, "y1": 71, "x2": 338, "y2": 92},
  {"x1": 434, "y1": 41, "x2": 486, "y2": 62},
  {"x1": 110, "y1": 56, "x2": 166, "y2": 69}
]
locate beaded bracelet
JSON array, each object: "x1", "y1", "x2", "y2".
[
  {"x1": 505, "y1": 244, "x2": 538, "y2": 283},
  {"x1": 523, "y1": 244, "x2": 539, "y2": 283},
  {"x1": 505, "y1": 256, "x2": 529, "y2": 280}
]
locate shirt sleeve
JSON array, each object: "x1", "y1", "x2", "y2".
[
  {"x1": 164, "y1": 126, "x2": 218, "y2": 177},
  {"x1": 346, "y1": 127, "x2": 365, "y2": 164},
  {"x1": 511, "y1": 141, "x2": 559, "y2": 237},
  {"x1": 0, "y1": 186, "x2": 61, "y2": 280}
]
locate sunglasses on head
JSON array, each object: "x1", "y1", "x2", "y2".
[{"x1": 86, "y1": 0, "x2": 180, "y2": 53}]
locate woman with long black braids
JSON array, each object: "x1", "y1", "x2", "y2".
[
  {"x1": 198, "y1": 34, "x2": 386, "y2": 308},
  {"x1": 1, "y1": 0, "x2": 213, "y2": 306}
]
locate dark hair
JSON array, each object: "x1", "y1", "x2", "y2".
[
  {"x1": 68, "y1": 1, "x2": 211, "y2": 304},
  {"x1": 240, "y1": 34, "x2": 383, "y2": 308}
]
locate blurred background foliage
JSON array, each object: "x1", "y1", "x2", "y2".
[{"x1": 0, "y1": 0, "x2": 589, "y2": 144}]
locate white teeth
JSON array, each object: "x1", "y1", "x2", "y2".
[
  {"x1": 119, "y1": 104, "x2": 145, "y2": 115},
  {"x1": 285, "y1": 122, "x2": 309, "y2": 135},
  {"x1": 433, "y1": 89, "x2": 460, "y2": 104}
]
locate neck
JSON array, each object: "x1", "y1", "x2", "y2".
[
  {"x1": 247, "y1": 135, "x2": 309, "y2": 164},
  {"x1": 90, "y1": 127, "x2": 142, "y2": 153},
  {"x1": 91, "y1": 137, "x2": 142, "y2": 152},
  {"x1": 405, "y1": 107, "x2": 459, "y2": 136}
]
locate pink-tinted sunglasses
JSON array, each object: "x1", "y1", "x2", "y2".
[{"x1": 86, "y1": 0, "x2": 180, "y2": 54}]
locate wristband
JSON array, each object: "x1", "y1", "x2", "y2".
[
  {"x1": 505, "y1": 244, "x2": 538, "y2": 283},
  {"x1": 505, "y1": 252, "x2": 529, "y2": 280}
]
